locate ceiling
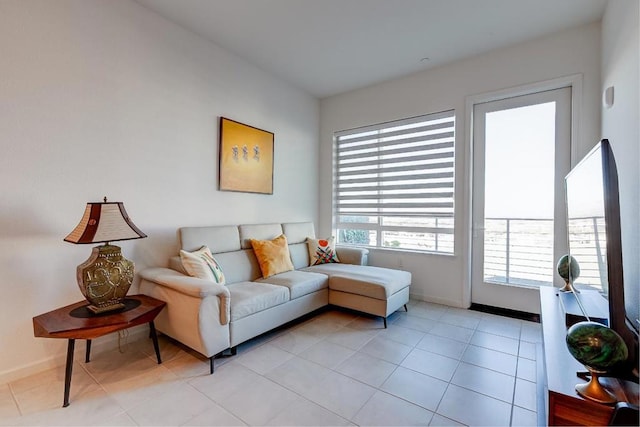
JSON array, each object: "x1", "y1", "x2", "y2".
[{"x1": 135, "y1": 0, "x2": 608, "y2": 98}]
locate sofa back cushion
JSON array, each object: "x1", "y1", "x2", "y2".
[
  {"x1": 239, "y1": 223, "x2": 283, "y2": 249},
  {"x1": 283, "y1": 222, "x2": 315, "y2": 269},
  {"x1": 173, "y1": 222, "x2": 317, "y2": 283},
  {"x1": 282, "y1": 222, "x2": 315, "y2": 244},
  {"x1": 288, "y1": 243, "x2": 309, "y2": 270},
  {"x1": 214, "y1": 249, "x2": 262, "y2": 283},
  {"x1": 180, "y1": 225, "x2": 241, "y2": 253},
  {"x1": 179, "y1": 225, "x2": 259, "y2": 283}
]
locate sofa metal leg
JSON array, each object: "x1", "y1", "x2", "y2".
[
  {"x1": 213, "y1": 346, "x2": 237, "y2": 371},
  {"x1": 404, "y1": 304, "x2": 408, "y2": 312},
  {"x1": 383, "y1": 317, "x2": 387, "y2": 328},
  {"x1": 209, "y1": 356, "x2": 215, "y2": 374}
]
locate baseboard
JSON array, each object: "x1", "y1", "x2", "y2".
[
  {"x1": 0, "y1": 325, "x2": 148, "y2": 385},
  {"x1": 470, "y1": 303, "x2": 540, "y2": 323},
  {"x1": 409, "y1": 292, "x2": 466, "y2": 309}
]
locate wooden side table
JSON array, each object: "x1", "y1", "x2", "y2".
[{"x1": 32, "y1": 294, "x2": 166, "y2": 407}]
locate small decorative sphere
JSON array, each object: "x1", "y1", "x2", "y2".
[
  {"x1": 557, "y1": 254, "x2": 580, "y2": 282},
  {"x1": 566, "y1": 321, "x2": 628, "y2": 371}
]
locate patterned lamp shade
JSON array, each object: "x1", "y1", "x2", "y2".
[{"x1": 64, "y1": 199, "x2": 146, "y2": 244}]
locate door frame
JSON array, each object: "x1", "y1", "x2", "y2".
[{"x1": 462, "y1": 74, "x2": 583, "y2": 309}]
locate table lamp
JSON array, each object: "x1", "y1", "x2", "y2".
[{"x1": 64, "y1": 198, "x2": 146, "y2": 313}]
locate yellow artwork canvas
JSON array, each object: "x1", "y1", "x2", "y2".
[{"x1": 219, "y1": 117, "x2": 274, "y2": 194}]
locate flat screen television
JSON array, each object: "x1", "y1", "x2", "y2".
[{"x1": 565, "y1": 139, "x2": 638, "y2": 377}]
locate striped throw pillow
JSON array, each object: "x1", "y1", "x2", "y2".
[{"x1": 179, "y1": 245, "x2": 226, "y2": 284}]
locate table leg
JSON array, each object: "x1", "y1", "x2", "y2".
[
  {"x1": 85, "y1": 339, "x2": 91, "y2": 363},
  {"x1": 149, "y1": 321, "x2": 162, "y2": 364},
  {"x1": 63, "y1": 339, "x2": 75, "y2": 407}
]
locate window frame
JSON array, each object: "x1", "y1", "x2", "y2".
[{"x1": 332, "y1": 110, "x2": 456, "y2": 255}]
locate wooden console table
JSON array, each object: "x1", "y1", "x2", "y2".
[
  {"x1": 33, "y1": 294, "x2": 166, "y2": 407},
  {"x1": 540, "y1": 287, "x2": 638, "y2": 425}
]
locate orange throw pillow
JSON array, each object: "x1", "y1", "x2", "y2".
[{"x1": 250, "y1": 234, "x2": 295, "y2": 278}]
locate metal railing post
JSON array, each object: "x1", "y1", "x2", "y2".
[{"x1": 505, "y1": 219, "x2": 510, "y2": 283}]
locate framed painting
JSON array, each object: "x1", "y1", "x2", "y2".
[{"x1": 218, "y1": 117, "x2": 274, "y2": 194}]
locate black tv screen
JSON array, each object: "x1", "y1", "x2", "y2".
[{"x1": 565, "y1": 139, "x2": 638, "y2": 371}]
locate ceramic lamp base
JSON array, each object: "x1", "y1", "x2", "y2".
[{"x1": 575, "y1": 369, "x2": 617, "y2": 404}]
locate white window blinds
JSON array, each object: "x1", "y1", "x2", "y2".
[{"x1": 334, "y1": 110, "x2": 455, "y2": 253}]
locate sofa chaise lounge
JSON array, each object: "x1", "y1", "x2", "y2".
[{"x1": 139, "y1": 222, "x2": 411, "y2": 373}]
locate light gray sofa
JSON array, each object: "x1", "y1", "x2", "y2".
[{"x1": 139, "y1": 222, "x2": 411, "y2": 373}]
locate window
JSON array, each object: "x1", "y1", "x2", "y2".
[{"x1": 334, "y1": 110, "x2": 455, "y2": 254}]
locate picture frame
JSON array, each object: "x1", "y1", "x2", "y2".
[{"x1": 218, "y1": 117, "x2": 274, "y2": 194}]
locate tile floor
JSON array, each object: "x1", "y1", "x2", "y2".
[{"x1": 0, "y1": 300, "x2": 544, "y2": 426}]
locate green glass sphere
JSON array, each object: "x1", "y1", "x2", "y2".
[
  {"x1": 566, "y1": 321, "x2": 628, "y2": 371},
  {"x1": 557, "y1": 254, "x2": 580, "y2": 282}
]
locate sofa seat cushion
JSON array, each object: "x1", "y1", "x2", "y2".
[
  {"x1": 304, "y1": 264, "x2": 410, "y2": 300},
  {"x1": 258, "y1": 270, "x2": 328, "y2": 300},
  {"x1": 227, "y1": 281, "x2": 290, "y2": 322}
]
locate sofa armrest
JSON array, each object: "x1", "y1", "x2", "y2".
[
  {"x1": 139, "y1": 267, "x2": 230, "y2": 325},
  {"x1": 336, "y1": 246, "x2": 369, "y2": 266},
  {"x1": 140, "y1": 268, "x2": 229, "y2": 298}
]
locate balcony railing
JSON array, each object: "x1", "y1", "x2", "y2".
[
  {"x1": 341, "y1": 216, "x2": 605, "y2": 289},
  {"x1": 484, "y1": 216, "x2": 607, "y2": 288},
  {"x1": 484, "y1": 218, "x2": 554, "y2": 287}
]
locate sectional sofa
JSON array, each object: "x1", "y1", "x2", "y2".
[{"x1": 139, "y1": 221, "x2": 411, "y2": 373}]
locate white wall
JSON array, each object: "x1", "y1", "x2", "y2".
[
  {"x1": 601, "y1": 0, "x2": 639, "y2": 328},
  {"x1": 0, "y1": 0, "x2": 318, "y2": 382},
  {"x1": 319, "y1": 23, "x2": 602, "y2": 309}
]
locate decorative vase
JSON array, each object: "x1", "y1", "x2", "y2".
[
  {"x1": 76, "y1": 244, "x2": 134, "y2": 313},
  {"x1": 557, "y1": 254, "x2": 580, "y2": 292},
  {"x1": 565, "y1": 321, "x2": 628, "y2": 404}
]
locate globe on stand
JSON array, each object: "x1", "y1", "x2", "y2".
[
  {"x1": 566, "y1": 321, "x2": 628, "y2": 404},
  {"x1": 557, "y1": 254, "x2": 580, "y2": 293}
]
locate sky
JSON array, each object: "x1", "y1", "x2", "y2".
[{"x1": 484, "y1": 102, "x2": 556, "y2": 220}]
